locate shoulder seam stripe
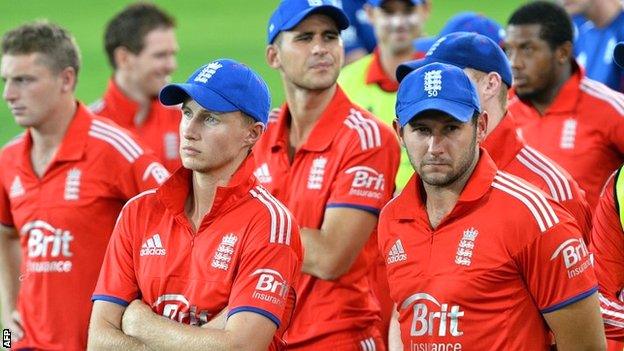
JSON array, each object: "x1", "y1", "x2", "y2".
[
  {"x1": 523, "y1": 146, "x2": 573, "y2": 199},
  {"x1": 254, "y1": 186, "x2": 293, "y2": 246},
  {"x1": 350, "y1": 108, "x2": 381, "y2": 147},
  {"x1": 516, "y1": 153, "x2": 561, "y2": 201},
  {"x1": 88, "y1": 130, "x2": 136, "y2": 162},
  {"x1": 115, "y1": 189, "x2": 157, "y2": 227},
  {"x1": 491, "y1": 181, "x2": 547, "y2": 232},
  {"x1": 92, "y1": 120, "x2": 144, "y2": 154},
  {"x1": 90, "y1": 125, "x2": 141, "y2": 158},
  {"x1": 496, "y1": 172, "x2": 559, "y2": 225},
  {"x1": 580, "y1": 80, "x2": 624, "y2": 115},
  {"x1": 344, "y1": 108, "x2": 381, "y2": 150},
  {"x1": 250, "y1": 186, "x2": 292, "y2": 245},
  {"x1": 582, "y1": 78, "x2": 624, "y2": 107},
  {"x1": 516, "y1": 147, "x2": 572, "y2": 201}
]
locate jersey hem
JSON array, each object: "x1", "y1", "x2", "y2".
[
  {"x1": 92, "y1": 294, "x2": 130, "y2": 307},
  {"x1": 228, "y1": 306, "x2": 280, "y2": 328},
  {"x1": 326, "y1": 203, "x2": 380, "y2": 216},
  {"x1": 540, "y1": 285, "x2": 598, "y2": 314}
]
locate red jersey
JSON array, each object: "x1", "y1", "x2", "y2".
[
  {"x1": 253, "y1": 87, "x2": 400, "y2": 349},
  {"x1": 0, "y1": 103, "x2": 169, "y2": 351},
  {"x1": 91, "y1": 79, "x2": 182, "y2": 172},
  {"x1": 509, "y1": 63, "x2": 624, "y2": 208},
  {"x1": 590, "y1": 169, "x2": 624, "y2": 340},
  {"x1": 92, "y1": 155, "x2": 302, "y2": 349},
  {"x1": 483, "y1": 112, "x2": 593, "y2": 240},
  {"x1": 378, "y1": 150, "x2": 598, "y2": 351}
]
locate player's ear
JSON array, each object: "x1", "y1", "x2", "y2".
[
  {"x1": 114, "y1": 46, "x2": 133, "y2": 70},
  {"x1": 476, "y1": 111, "x2": 488, "y2": 143},
  {"x1": 266, "y1": 44, "x2": 280, "y2": 69},
  {"x1": 393, "y1": 119, "x2": 405, "y2": 147},
  {"x1": 242, "y1": 117, "x2": 264, "y2": 148},
  {"x1": 59, "y1": 66, "x2": 77, "y2": 93}
]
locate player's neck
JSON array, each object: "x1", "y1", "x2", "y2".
[
  {"x1": 585, "y1": 0, "x2": 622, "y2": 27},
  {"x1": 422, "y1": 151, "x2": 479, "y2": 229},
  {"x1": 378, "y1": 45, "x2": 414, "y2": 83},
  {"x1": 114, "y1": 70, "x2": 150, "y2": 106},
  {"x1": 529, "y1": 62, "x2": 572, "y2": 115},
  {"x1": 185, "y1": 153, "x2": 246, "y2": 231},
  {"x1": 284, "y1": 83, "x2": 336, "y2": 149}
]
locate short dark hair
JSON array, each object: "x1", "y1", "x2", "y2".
[
  {"x1": 104, "y1": 2, "x2": 175, "y2": 68},
  {"x1": 507, "y1": 1, "x2": 573, "y2": 49},
  {"x1": 1, "y1": 21, "x2": 81, "y2": 76}
]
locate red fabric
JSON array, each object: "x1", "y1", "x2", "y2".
[
  {"x1": 365, "y1": 48, "x2": 424, "y2": 92},
  {"x1": 509, "y1": 63, "x2": 624, "y2": 208},
  {"x1": 92, "y1": 79, "x2": 182, "y2": 172},
  {"x1": 0, "y1": 103, "x2": 168, "y2": 350},
  {"x1": 590, "y1": 170, "x2": 624, "y2": 342},
  {"x1": 378, "y1": 150, "x2": 597, "y2": 350},
  {"x1": 253, "y1": 87, "x2": 400, "y2": 348},
  {"x1": 93, "y1": 155, "x2": 302, "y2": 349},
  {"x1": 483, "y1": 112, "x2": 593, "y2": 241}
]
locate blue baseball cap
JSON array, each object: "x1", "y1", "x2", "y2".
[
  {"x1": 413, "y1": 12, "x2": 504, "y2": 53},
  {"x1": 614, "y1": 42, "x2": 624, "y2": 68},
  {"x1": 397, "y1": 32, "x2": 512, "y2": 86},
  {"x1": 159, "y1": 59, "x2": 271, "y2": 126},
  {"x1": 366, "y1": 0, "x2": 424, "y2": 6},
  {"x1": 267, "y1": 0, "x2": 350, "y2": 44},
  {"x1": 396, "y1": 62, "x2": 481, "y2": 127}
]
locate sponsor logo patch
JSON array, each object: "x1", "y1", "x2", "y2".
[
  {"x1": 251, "y1": 268, "x2": 289, "y2": 306},
  {"x1": 401, "y1": 292, "x2": 464, "y2": 338},
  {"x1": 152, "y1": 294, "x2": 212, "y2": 326},
  {"x1": 387, "y1": 239, "x2": 407, "y2": 264},
  {"x1": 140, "y1": 233, "x2": 166, "y2": 256},
  {"x1": 551, "y1": 238, "x2": 591, "y2": 279},
  {"x1": 21, "y1": 220, "x2": 74, "y2": 273},
  {"x1": 346, "y1": 166, "x2": 385, "y2": 199}
]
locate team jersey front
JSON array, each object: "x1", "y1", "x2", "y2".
[
  {"x1": 0, "y1": 103, "x2": 169, "y2": 351},
  {"x1": 253, "y1": 86, "x2": 400, "y2": 349},
  {"x1": 91, "y1": 79, "x2": 182, "y2": 172},
  {"x1": 574, "y1": 11, "x2": 624, "y2": 93},
  {"x1": 482, "y1": 112, "x2": 593, "y2": 238},
  {"x1": 509, "y1": 63, "x2": 624, "y2": 208},
  {"x1": 92, "y1": 155, "x2": 302, "y2": 349},
  {"x1": 378, "y1": 150, "x2": 598, "y2": 351}
]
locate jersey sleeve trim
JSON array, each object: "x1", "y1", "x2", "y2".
[
  {"x1": 326, "y1": 202, "x2": 380, "y2": 215},
  {"x1": 91, "y1": 294, "x2": 130, "y2": 307},
  {"x1": 227, "y1": 306, "x2": 280, "y2": 328},
  {"x1": 540, "y1": 285, "x2": 598, "y2": 314},
  {"x1": 0, "y1": 220, "x2": 14, "y2": 228}
]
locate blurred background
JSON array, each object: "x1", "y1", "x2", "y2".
[{"x1": 0, "y1": 0, "x2": 523, "y2": 144}]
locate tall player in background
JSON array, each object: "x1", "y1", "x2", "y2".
[
  {"x1": 260, "y1": 0, "x2": 400, "y2": 349},
  {"x1": 506, "y1": 1, "x2": 624, "y2": 208},
  {"x1": 0, "y1": 21, "x2": 168, "y2": 350},
  {"x1": 91, "y1": 2, "x2": 181, "y2": 172}
]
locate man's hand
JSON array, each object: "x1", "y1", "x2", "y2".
[
  {"x1": 2, "y1": 309, "x2": 24, "y2": 341},
  {"x1": 121, "y1": 299, "x2": 153, "y2": 337}
]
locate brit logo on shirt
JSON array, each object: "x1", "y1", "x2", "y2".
[
  {"x1": 211, "y1": 233, "x2": 238, "y2": 271},
  {"x1": 307, "y1": 156, "x2": 328, "y2": 190},
  {"x1": 64, "y1": 168, "x2": 81, "y2": 201},
  {"x1": 455, "y1": 227, "x2": 478, "y2": 267}
]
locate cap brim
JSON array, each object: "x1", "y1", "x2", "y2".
[
  {"x1": 397, "y1": 98, "x2": 476, "y2": 127},
  {"x1": 615, "y1": 42, "x2": 624, "y2": 69},
  {"x1": 396, "y1": 58, "x2": 429, "y2": 82},
  {"x1": 282, "y1": 5, "x2": 350, "y2": 33},
  {"x1": 159, "y1": 83, "x2": 238, "y2": 113}
]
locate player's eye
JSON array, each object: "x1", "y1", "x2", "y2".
[
  {"x1": 182, "y1": 109, "x2": 193, "y2": 119},
  {"x1": 203, "y1": 114, "x2": 219, "y2": 125}
]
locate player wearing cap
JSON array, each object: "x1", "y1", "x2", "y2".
[
  {"x1": 506, "y1": 1, "x2": 624, "y2": 209},
  {"x1": 382, "y1": 61, "x2": 605, "y2": 350},
  {"x1": 91, "y1": 2, "x2": 181, "y2": 172},
  {"x1": 0, "y1": 21, "x2": 169, "y2": 350},
  {"x1": 88, "y1": 59, "x2": 302, "y2": 350},
  {"x1": 261, "y1": 1, "x2": 400, "y2": 349},
  {"x1": 339, "y1": 0, "x2": 427, "y2": 190},
  {"x1": 396, "y1": 32, "x2": 593, "y2": 240}
]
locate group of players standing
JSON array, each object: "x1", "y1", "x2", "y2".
[{"x1": 1, "y1": 0, "x2": 624, "y2": 350}]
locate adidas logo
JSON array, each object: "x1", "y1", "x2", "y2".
[
  {"x1": 140, "y1": 233, "x2": 166, "y2": 256},
  {"x1": 387, "y1": 239, "x2": 407, "y2": 264},
  {"x1": 254, "y1": 163, "x2": 272, "y2": 184},
  {"x1": 10, "y1": 176, "x2": 25, "y2": 198}
]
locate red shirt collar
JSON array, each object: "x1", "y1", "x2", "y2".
[
  {"x1": 482, "y1": 112, "x2": 524, "y2": 169},
  {"x1": 157, "y1": 154, "x2": 258, "y2": 230},
  {"x1": 20, "y1": 102, "x2": 91, "y2": 169},
  {"x1": 366, "y1": 48, "x2": 424, "y2": 92},
  {"x1": 392, "y1": 148, "x2": 498, "y2": 221},
  {"x1": 103, "y1": 78, "x2": 163, "y2": 126},
  {"x1": 512, "y1": 60, "x2": 584, "y2": 115},
  {"x1": 269, "y1": 86, "x2": 352, "y2": 153}
]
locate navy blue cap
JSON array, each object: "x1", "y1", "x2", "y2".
[
  {"x1": 267, "y1": 0, "x2": 350, "y2": 44},
  {"x1": 413, "y1": 12, "x2": 504, "y2": 53},
  {"x1": 614, "y1": 42, "x2": 624, "y2": 69},
  {"x1": 397, "y1": 32, "x2": 512, "y2": 86},
  {"x1": 367, "y1": 0, "x2": 423, "y2": 6},
  {"x1": 396, "y1": 62, "x2": 481, "y2": 127},
  {"x1": 159, "y1": 59, "x2": 271, "y2": 126}
]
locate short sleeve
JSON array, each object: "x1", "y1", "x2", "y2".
[
  {"x1": 590, "y1": 173, "x2": 624, "y2": 340},
  {"x1": 515, "y1": 219, "x2": 598, "y2": 314},
  {"x1": 92, "y1": 203, "x2": 140, "y2": 306},
  {"x1": 0, "y1": 178, "x2": 13, "y2": 227},
  {"x1": 227, "y1": 209, "x2": 302, "y2": 329},
  {"x1": 326, "y1": 128, "x2": 400, "y2": 215}
]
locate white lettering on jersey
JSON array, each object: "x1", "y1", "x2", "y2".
[
  {"x1": 387, "y1": 239, "x2": 407, "y2": 264},
  {"x1": 140, "y1": 233, "x2": 167, "y2": 256},
  {"x1": 152, "y1": 294, "x2": 212, "y2": 326},
  {"x1": 251, "y1": 268, "x2": 289, "y2": 306},
  {"x1": 400, "y1": 293, "x2": 464, "y2": 338},
  {"x1": 346, "y1": 165, "x2": 385, "y2": 199},
  {"x1": 551, "y1": 238, "x2": 592, "y2": 279},
  {"x1": 21, "y1": 220, "x2": 74, "y2": 273},
  {"x1": 142, "y1": 162, "x2": 170, "y2": 185}
]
